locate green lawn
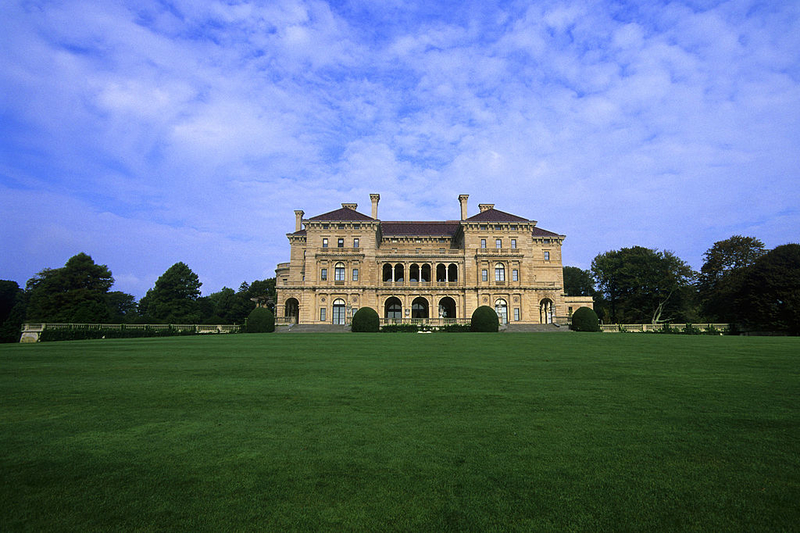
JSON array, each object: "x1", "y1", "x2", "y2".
[{"x1": 1, "y1": 334, "x2": 798, "y2": 531}]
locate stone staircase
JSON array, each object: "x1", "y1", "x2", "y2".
[
  {"x1": 502, "y1": 323, "x2": 572, "y2": 333},
  {"x1": 276, "y1": 324, "x2": 351, "y2": 333}
]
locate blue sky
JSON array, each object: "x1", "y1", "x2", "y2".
[{"x1": 2, "y1": 0, "x2": 798, "y2": 298}]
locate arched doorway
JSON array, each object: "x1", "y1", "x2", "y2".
[
  {"x1": 285, "y1": 298, "x2": 299, "y2": 324},
  {"x1": 540, "y1": 299, "x2": 554, "y2": 324},
  {"x1": 332, "y1": 298, "x2": 346, "y2": 325},
  {"x1": 384, "y1": 297, "x2": 402, "y2": 321},
  {"x1": 438, "y1": 297, "x2": 456, "y2": 319},
  {"x1": 495, "y1": 299, "x2": 508, "y2": 325},
  {"x1": 412, "y1": 297, "x2": 429, "y2": 319}
]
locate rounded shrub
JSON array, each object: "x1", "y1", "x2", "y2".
[
  {"x1": 570, "y1": 306, "x2": 600, "y2": 332},
  {"x1": 246, "y1": 307, "x2": 275, "y2": 333},
  {"x1": 470, "y1": 305, "x2": 499, "y2": 332},
  {"x1": 351, "y1": 307, "x2": 380, "y2": 332}
]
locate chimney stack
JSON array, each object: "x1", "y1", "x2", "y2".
[
  {"x1": 341, "y1": 203, "x2": 358, "y2": 210},
  {"x1": 294, "y1": 210, "x2": 304, "y2": 232},
  {"x1": 370, "y1": 193, "x2": 380, "y2": 219},
  {"x1": 479, "y1": 203, "x2": 495, "y2": 212},
  {"x1": 459, "y1": 194, "x2": 469, "y2": 220}
]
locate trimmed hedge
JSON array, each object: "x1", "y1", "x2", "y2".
[
  {"x1": 39, "y1": 326, "x2": 199, "y2": 342},
  {"x1": 381, "y1": 324, "x2": 419, "y2": 333},
  {"x1": 245, "y1": 307, "x2": 275, "y2": 333},
  {"x1": 351, "y1": 307, "x2": 380, "y2": 332},
  {"x1": 570, "y1": 307, "x2": 600, "y2": 332},
  {"x1": 471, "y1": 306, "x2": 499, "y2": 332}
]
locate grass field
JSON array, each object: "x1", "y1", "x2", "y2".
[{"x1": 1, "y1": 333, "x2": 798, "y2": 531}]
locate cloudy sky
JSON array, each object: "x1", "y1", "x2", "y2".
[{"x1": 2, "y1": 0, "x2": 798, "y2": 298}]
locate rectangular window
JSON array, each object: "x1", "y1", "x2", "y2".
[
  {"x1": 320, "y1": 268, "x2": 327, "y2": 280},
  {"x1": 495, "y1": 225, "x2": 503, "y2": 231},
  {"x1": 512, "y1": 269, "x2": 518, "y2": 281},
  {"x1": 514, "y1": 308, "x2": 520, "y2": 321},
  {"x1": 320, "y1": 308, "x2": 326, "y2": 322},
  {"x1": 352, "y1": 268, "x2": 359, "y2": 281},
  {"x1": 496, "y1": 239, "x2": 502, "y2": 249},
  {"x1": 511, "y1": 239, "x2": 517, "y2": 249},
  {"x1": 482, "y1": 269, "x2": 488, "y2": 282},
  {"x1": 353, "y1": 238, "x2": 359, "y2": 248},
  {"x1": 481, "y1": 239, "x2": 487, "y2": 249},
  {"x1": 338, "y1": 238, "x2": 344, "y2": 248},
  {"x1": 544, "y1": 251, "x2": 550, "y2": 261},
  {"x1": 495, "y1": 266, "x2": 505, "y2": 281},
  {"x1": 335, "y1": 267, "x2": 345, "y2": 281},
  {"x1": 322, "y1": 238, "x2": 328, "y2": 248}
]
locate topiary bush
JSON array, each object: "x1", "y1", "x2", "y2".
[
  {"x1": 470, "y1": 306, "x2": 499, "y2": 332},
  {"x1": 351, "y1": 307, "x2": 380, "y2": 332},
  {"x1": 246, "y1": 307, "x2": 275, "y2": 333},
  {"x1": 570, "y1": 306, "x2": 600, "y2": 332}
]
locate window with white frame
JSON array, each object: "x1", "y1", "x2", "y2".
[
  {"x1": 482, "y1": 269, "x2": 488, "y2": 282},
  {"x1": 353, "y1": 238, "x2": 359, "y2": 248},
  {"x1": 495, "y1": 263, "x2": 505, "y2": 281},
  {"x1": 337, "y1": 238, "x2": 344, "y2": 248},
  {"x1": 352, "y1": 268, "x2": 359, "y2": 281},
  {"x1": 512, "y1": 269, "x2": 518, "y2": 281},
  {"x1": 322, "y1": 238, "x2": 328, "y2": 248},
  {"x1": 320, "y1": 308, "x2": 326, "y2": 321},
  {"x1": 544, "y1": 251, "x2": 550, "y2": 261},
  {"x1": 496, "y1": 239, "x2": 502, "y2": 249},
  {"x1": 334, "y1": 262, "x2": 345, "y2": 281},
  {"x1": 514, "y1": 308, "x2": 520, "y2": 321},
  {"x1": 511, "y1": 239, "x2": 517, "y2": 249},
  {"x1": 481, "y1": 239, "x2": 486, "y2": 249},
  {"x1": 320, "y1": 268, "x2": 328, "y2": 280}
]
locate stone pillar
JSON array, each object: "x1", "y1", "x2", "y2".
[
  {"x1": 479, "y1": 203, "x2": 495, "y2": 212},
  {"x1": 459, "y1": 194, "x2": 469, "y2": 220},
  {"x1": 294, "y1": 210, "x2": 304, "y2": 232},
  {"x1": 370, "y1": 193, "x2": 380, "y2": 219}
]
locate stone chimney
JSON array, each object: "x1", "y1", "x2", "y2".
[
  {"x1": 342, "y1": 203, "x2": 358, "y2": 210},
  {"x1": 479, "y1": 203, "x2": 495, "y2": 212},
  {"x1": 370, "y1": 193, "x2": 380, "y2": 219},
  {"x1": 459, "y1": 194, "x2": 469, "y2": 220},
  {"x1": 294, "y1": 210, "x2": 304, "y2": 232}
]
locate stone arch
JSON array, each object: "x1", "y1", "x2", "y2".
[
  {"x1": 421, "y1": 264, "x2": 431, "y2": 282},
  {"x1": 383, "y1": 264, "x2": 393, "y2": 282},
  {"x1": 412, "y1": 297, "x2": 429, "y2": 319},
  {"x1": 410, "y1": 264, "x2": 420, "y2": 282},
  {"x1": 448, "y1": 264, "x2": 458, "y2": 282},
  {"x1": 540, "y1": 298, "x2": 554, "y2": 324},
  {"x1": 285, "y1": 298, "x2": 299, "y2": 324},
  {"x1": 436, "y1": 264, "x2": 447, "y2": 282},
  {"x1": 332, "y1": 298, "x2": 346, "y2": 325},
  {"x1": 384, "y1": 297, "x2": 402, "y2": 320},
  {"x1": 394, "y1": 264, "x2": 405, "y2": 282},
  {"x1": 495, "y1": 298, "x2": 508, "y2": 325},
  {"x1": 438, "y1": 297, "x2": 456, "y2": 319}
]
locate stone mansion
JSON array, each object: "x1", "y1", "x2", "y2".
[{"x1": 275, "y1": 194, "x2": 592, "y2": 326}]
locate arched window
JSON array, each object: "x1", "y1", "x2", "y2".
[
  {"x1": 384, "y1": 297, "x2": 402, "y2": 320},
  {"x1": 448, "y1": 264, "x2": 458, "y2": 282},
  {"x1": 438, "y1": 297, "x2": 456, "y2": 319},
  {"x1": 495, "y1": 263, "x2": 505, "y2": 282},
  {"x1": 334, "y1": 262, "x2": 345, "y2": 281},
  {"x1": 437, "y1": 264, "x2": 447, "y2": 282},
  {"x1": 412, "y1": 297, "x2": 429, "y2": 319},
  {"x1": 540, "y1": 299, "x2": 554, "y2": 324},
  {"x1": 421, "y1": 264, "x2": 431, "y2": 283},
  {"x1": 410, "y1": 264, "x2": 420, "y2": 283},
  {"x1": 495, "y1": 299, "x2": 508, "y2": 325},
  {"x1": 383, "y1": 264, "x2": 393, "y2": 282},
  {"x1": 332, "y1": 298, "x2": 346, "y2": 325},
  {"x1": 394, "y1": 264, "x2": 404, "y2": 282}
]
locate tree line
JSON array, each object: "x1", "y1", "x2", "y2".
[
  {"x1": 564, "y1": 236, "x2": 799, "y2": 335},
  {"x1": 0, "y1": 253, "x2": 276, "y2": 342}
]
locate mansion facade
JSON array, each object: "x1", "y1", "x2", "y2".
[{"x1": 275, "y1": 194, "x2": 592, "y2": 326}]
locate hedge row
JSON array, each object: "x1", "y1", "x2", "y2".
[
  {"x1": 39, "y1": 326, "x2": 215, "y2": 342},
  {"x1": 380, "y1": 323, "x2": 472, "y2": 333}
]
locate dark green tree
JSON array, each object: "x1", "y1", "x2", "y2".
[
  {"x1": 245, "y1": 307, "x2": 275, "y2": 333},
  {"x1": 736, "y1": 244, "x2": 800, "y2": 335},
  {"x1": 25, "y1": 253, "x2": 114, "y2": 323},
  {"x1": 563, "y1": 266, "x2": 595, "y2": 296},
  {"x1": 0, "y1": 281, "x2": 25, "y2": 342},
  {"x1": 591, "y1": 246, "x2": 696, "y2": 324},
  {"x1": 471, "y1": 305, "x2": 499, "y2": 332},
  {"x1": 246, "y1": 279, "x2": 276, "y2": 311},
  {"x1": 138, "y1": 262, "x2": 202, "y2": 323},
  {"x1": 106, "y1": 291, "x2": 138, "y2": 323},
  {"x1": 698, "y1": 235, "x2": 766, "y2": 322},
  {"x1": 570, "y1": 306, "x2": 601, "y2": 332},
  {"x1": 351, "y1": 307, "x2": 379, "y2": 332}
]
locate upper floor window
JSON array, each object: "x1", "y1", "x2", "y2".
[
  {"x1": 511, "y1": 239, "x2": 517, "y2": 249},
  {"x1": 337, "y1": 238, "x2": 344, "y2": 248},
  {"x1": 335, "y1": 262, "x2": 345, "y2": 281},
  {"x1": 322, "y1": 238, "x2": 328, "y2": 248},
  {"x1": 495, "y1": 225, "x2": 503, "y2": 231},
  {"x1": 496, "y1": 239, "x2": 502, "y2": 249},
  {"x1": 512, "y1": 269, "x2": 519, "y2": 281},
  {"x1": 495, "y1": 264, "x2": 505, "y2": 282},
  {"x1": 353, "y1": 238, "x2": 359, "y2": 248},
  {"x1": 352, "y1": 268, "x2": 359, "y2": 281},
  {"x1": 320, "y1": 268, "x2": 328, "y2": 280},
  {"x1": 481, "y1": 239, "x2": 487, "y2": 249},
  {"x1": 482, "y1": 269, "x2": 488, "y2": 282},
  {"x1": 544, "y1": 251, "x2": 550, "y2": 261}
]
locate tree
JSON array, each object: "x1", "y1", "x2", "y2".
[
  {"x1": 0, "y1": 281, "x2": 25, "y2": 343},
  {"x1": 139, "y1": 262, "x2": 202, "y2": 323},
  {"x1": 471, "y1": 305, "x2": 499, "y2": 332},
  {"x1": 106, "y1": 291, "x2": 138, "y2": 323},
  {"x1": 351, "y1": 307, "x2": 379, "y2": 332},
  {"x1": 245, "y1": 307, "x2": 275, "y2": 333},
  {"x1": 563, "y1": 266, "x2": 595, "y2": 296},
  {"x1": 245, "y1": 279, "x2": 276, "y2": 311},
  {"x1": 698, "y1": 236, "x2": 766, "y2": 322},
  {"x1": 570, "y1": 306, "x2": 601, "y2": 332},
  {"x1": 25, "y1": 253, "x2": 114, "y2": 323},
  {"x1": 735, "y1": 244, "x2": 800, "y2": 335},
  {"x1": 591, "y1": 246, "x2": 696, "y2": 324}
]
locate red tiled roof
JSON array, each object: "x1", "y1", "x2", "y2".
[
  {"x1": 465, "y1": 208, "x2": 530, "y2": 222},
  {"x1": 381, "y1": 221, "x2": 461, "y2": 237},
  {"x1": 308, "y1": 207, "x2": 374, "y2": 221}
]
